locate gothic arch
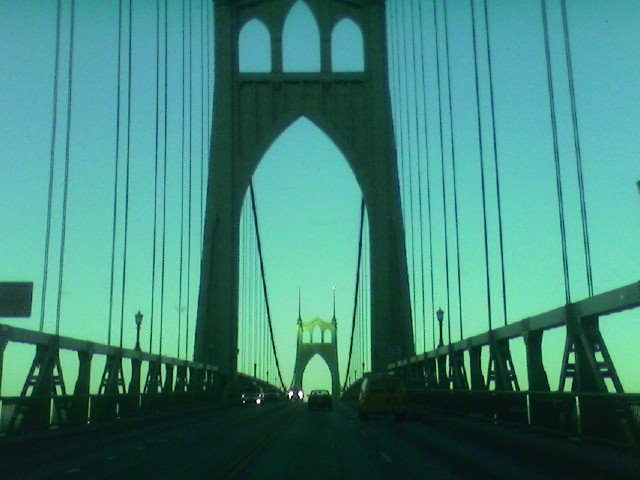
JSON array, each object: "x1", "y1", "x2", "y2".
[
  {"x1": 292, "y1": 317, "x2": 340, "y2": 397},
  {"x1": 238, "y1": 19, "x2": 272, "y2": 73}
]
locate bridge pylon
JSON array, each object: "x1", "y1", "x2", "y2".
[
  {"x1": 195, "y1": 0, "x2": 414, "y2": 380},
  {"x1": 291, "y1": 315, "x2": 340, "y2": 398}
]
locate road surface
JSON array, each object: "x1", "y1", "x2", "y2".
[{"x1": 1, "y1": 402, "x2": 639, "y2": 479}]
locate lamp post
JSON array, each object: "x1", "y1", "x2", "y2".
[
  {"x1": 135, "y1": 310, "x2": 143, "y2": 351},
  {"x1": 436, "y1": 307, "x2": 444, "y2": 348}
]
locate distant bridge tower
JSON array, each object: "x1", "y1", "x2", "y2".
[
  {"x1": 291, "y1": 315, "x2": 340, "y2": 398},
  {"x1": 195, "y1": 0, "x2": 414, "y2": 380}
]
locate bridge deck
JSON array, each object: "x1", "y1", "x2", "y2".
[{"x1": 1, "y1": 402, "x2": 639, "y2": 479}]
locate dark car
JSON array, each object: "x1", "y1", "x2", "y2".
[
  {"x1": 264, "y1": 387, "x2": 282, "y2": 402},
  {"x1": 308, "y1": 389, "x2": 332, "y2": 410},
  {"x1": 241, "y1": 384, "x2": 265, "y2": 406}
]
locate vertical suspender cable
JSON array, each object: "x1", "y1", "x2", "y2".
[
  {"x1": 119, "y1": 0, "x2": 133, "y2": 348},
  {"x1": 41, "y1": 0, "x2": 63, "y2": 332},
  {"x1": 440, "y1": 0, "x2": 452, "y2": 345},
  {"x1": 250, "y1": 183, "x2": 286, "y2": 389},
  {"x1": 483, "y1": 0, "x2": 508, "y2": 325},
  {"x1": 343, "y1": 199, "x2": 366, "y2": 391},
  {"x1": 159, "y1": 0, "x2": 169, "y2": 356},
  {"x1": 107, "y1": 0, "x2": 124, "y2": 346},
  {"x1": 410, "y1": 0, "x2": 428, "y2": 354},
  {"x1": 200, "y1": 0, "x2": 205, "y2": 256},
  {"x1": 469, "y1": 0, "x2": 493, "y2": 332},
  {"x1": 399, "y1": 0, "x2": 417, "y2": 340},
  {"x1": 417, "y1": 0, "x2": 435, "y2": 352},
  {"x1": 443, "y1": 1, "x2": 464, "y2": 341},
  {"x1": 541, "y1": 0, "x2": 571, "y2": 304},
  {"x1": 178, "y1": 0, "x2": 187, "y2": 358},
  {"x1": 560, "y1": 0, "x2": 593, "y2": 297},
  {"x1": 55, "y1": 0, "x2": 76, "y2": 335},
  {"x1": 150, "y1": 0, "x2": 161, "y2": 353},
  {"x1": 186, "y1": 0, "x2": 193, "y2": 359}
]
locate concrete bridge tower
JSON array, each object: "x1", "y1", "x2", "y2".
[{"x1": 195, "y1": 0, "x2": 415, "y2": 382}]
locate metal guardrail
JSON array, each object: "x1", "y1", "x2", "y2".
[
  {"x1": 0, "y1": 391, "x2": 219, "y2": 434},
  {"x1": 407, "y1": 389, "x2": 640, "y2": 448}
]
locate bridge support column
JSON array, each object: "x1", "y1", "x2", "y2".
[
  {"x1": 487, "y1": 338, "x2": 519, "y2": 391},
  {"x1": 437, "y1": 354, "x2": 448, "y2": 389},
  {"x1": 559, "y1": 311, "x2": 623, "y2": 393},
  {"x1": 0, "y1": 334, "x2": 8, "y2": 397},
  {"x1": 523, "y1": 330, "x2": 550, "y2": 391},
  {"x1": 69, "y1": 350, "x2": 92, "y2": 424},
  {"x1": 425, "y1": 358, "x2": 438, "y2": 389},
  {"x1": 129, "y1": 356, "x2": 141, "y2": 395},
  {"x1": 469, "y1": 346, "x2": 485, "y2": 390},
  {"x1": 175, "y1": 366, "x2": 188, "y2": 393},
  {"x1": 145, "y1": 360, "x2": 162, "y2": 393},
  {"x1": 448, "y1": 349, "x2": 468, "y2": 390},
  {"x1": 163, "y1": 364, "x2": 174, "y2": 394}
]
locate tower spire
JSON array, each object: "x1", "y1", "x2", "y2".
[
  {"x1": 298, "y1": 287, "x2": 302, "y2": 323},
  {"x1": 332, "y1": 285, "x2": 336, "y2": 321}
]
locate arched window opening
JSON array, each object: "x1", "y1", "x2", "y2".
[
  {"x1": 325, "y1": 330, "x2": 333, "y2": 344},
  {"x1": 331, "y1": 18, "x2": 364, "y2": 72},
  {"x1": 239, "y1": 19, "x2": 271, "y2": 73},
  {"x1": 283, "y1": 1, "x2": 320, "y2": 72},
  {"x1": 312, "y1": 326, "x2": 321, "y2": 343}
]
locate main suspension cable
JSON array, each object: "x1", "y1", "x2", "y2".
[
  {"x1": 40, "y1": 0, "x2": 63, "y2": 333},
  {"x1": 343, "y1": 199, "x2": 366, "y2": 391},
  {"x1": 560, "y1": 0, "x2": 593, "y2": 297},
  {"x1": 541, "y1": 0, "x2": 571, "y2": 304},
  {"x1": 55, "y1": 0, "x2": 76, "y2": 335},
  {"x1": 249, "y1": 182, "x2": 286, "y2": 389}
]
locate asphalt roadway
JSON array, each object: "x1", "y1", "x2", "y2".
[{"x1": 1, "y1": 401, "x2": 640, "y2": 479}]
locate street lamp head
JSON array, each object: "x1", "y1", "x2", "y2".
[
  {"x1": 436, "y1": 307, "x2": 444, "y2": 324},
  {"x1": 135, "y1": 310, "x2": 143, "y2": 327}
]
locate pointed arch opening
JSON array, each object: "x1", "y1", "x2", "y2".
[
  {"x1": 331, "y1": 18, "x2": 365, "y2": 72},
  {"x1": 283, "y1": 1, "x2": 321, "y2": 72},
  {"x1": 302, "y1": 354, "x2": 332, "y2": 393},
  {"x1": 239, "y1": 19, "x2": 272, "y2": 73},
  {"x1": 325, "y1": 329, "x2": 333, "y2": 344},
  {"x1": 238, "y1": 116, "x2": 367, "y2": 386}
]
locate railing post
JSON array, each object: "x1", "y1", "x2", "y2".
[{"x1": 129, "y1": 354, "x2": 142, "y2": 395}]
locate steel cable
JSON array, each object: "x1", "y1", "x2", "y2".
[
  {"x1": 107, "y1": 0, "x2": 124, "y2": 346},
  {"x1": 560, "y1": 0, "x2": 593, "y2": 297},
  {"x1": 482, "y1": 0, "x2": 508, "y2": 326},
  {"x1": 40, "y1": 0, "x2": 63, "y2": 333},
  {"x1": 55, "y1": 0, "x2": 76, "y2": 335},
  {"x1": 541, "y1": 0, "x2": 571, "y2": 304},
  {"x1": 470, "y1": 0, "x2": 493, "y2": 332}
]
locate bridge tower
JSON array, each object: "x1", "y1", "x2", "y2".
[
  {"x1": 195, "y1": 0, "x2": 414, "y2": 380},
  {"x1": 291, "y1": 315, "x2": 340, "y2": 398}
]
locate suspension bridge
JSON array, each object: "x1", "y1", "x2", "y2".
[{"x1": 1, "y1": 0, "x2": 639, "y2": 477}]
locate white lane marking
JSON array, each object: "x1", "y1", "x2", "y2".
[
  {"x1": 65, "y1": 467, "x2": 82, "y2": 474},
  {"x1": 380, "y1": 452, "x2": 392, "y2": 463},
  {"x1": 136, "y1": 446, "x2": 146, "y2": 451},
  {"x1": 107, "y1": 455, "x2": 118, "y2": 461},
  {"x1": 157, "y1": 438, "x2": 169, "y2": 443},
  {"x1": 359, "y1": 430, "x2": 366, "y2": 437}
]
